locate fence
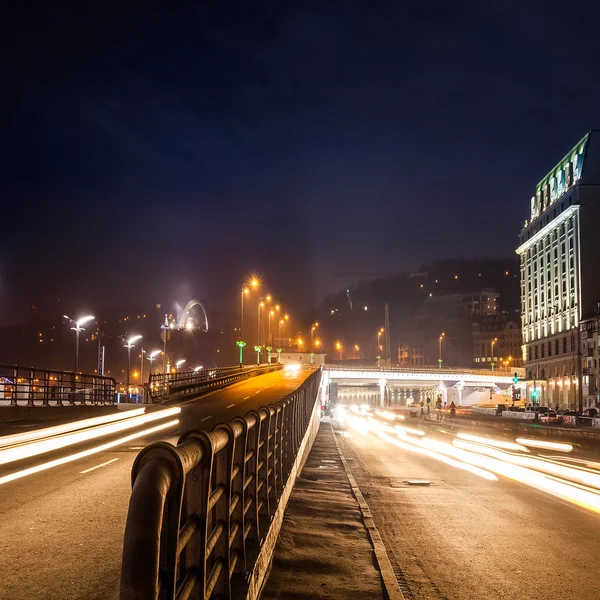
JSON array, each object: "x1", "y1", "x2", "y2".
[
  {"x1": 121, "y1": 368, "x2": 323, "y2": 600},
  {"x1": 0, "y1": 363, "x2": 116, "y2": 406},
  {"x1": 148, "y1": 364, "x2": 282, "y2": 402},
  {"x1": 325, "y1": 364, "x2": 525, "y2": 378}
]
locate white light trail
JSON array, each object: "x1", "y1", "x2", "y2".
[
  {"x1": 456, "y1": 433, "x2": 529, "y2": 453},
  {"x1": 515, "y1": 438, "x2": 573, "y2": 452},
  {"x1": 0, "y1": 408, "x2": 146, "y2": 449},
  {"x1": 0, "y1": 420, "x2": 178, "y2": 486},
  {"x1": 0, "y1": 407, "x2": 181, "y2": 465}
]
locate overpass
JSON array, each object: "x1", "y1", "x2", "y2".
[{"x1": 323, "y1": 365, "x2": 525, "y2": 405}]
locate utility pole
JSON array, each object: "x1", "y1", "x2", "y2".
[{"x1": 384, "y1": 303, "x2": 391, "y2": 366}]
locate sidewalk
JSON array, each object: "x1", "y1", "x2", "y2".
[{"x1": 261, "y1": 419, "x2": 389, "y2": 600}]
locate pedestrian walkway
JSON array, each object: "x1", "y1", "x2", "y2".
[{"x1": 261, "y1": 419, "x2": 388, "y2": 600}]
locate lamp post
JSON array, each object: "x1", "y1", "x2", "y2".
[
  {"x1": 160, "y1": 315, "x2": 171, "y2": 375},
  {"x1": 254, "y1": 345, "x2": 261, "y2": 365},
  {"x1": 123, "y1": 335, "x2": 142, "y2": 399},
  {"x1": 377, "y1": 328, "x2": 384, "y2": 357},
  {"x1": 376, "y1": 355, "x2": 381, "y2": 367},
  {"x1": 258, "y1": 301, "x2": 265, "y2": 347},
  {"x1": 236, "y1": 340, "x2": 246, "y2": 367},
  {"x1": 438, "y1": 332, "x2": 445, "y2": 369},
  {"x1": 490, "y1": 337, "x2": 498, "y2": 373},
  {"x1": 175, "y1": 359, "x2": 186, "y2": 373},
  {"x1": 145, "y1": 350, "x2": 161, "y2": 383},
  {"x1": 241, "y1": 277, "x2": 259, "y2": 341},
  {"x1": 311, "y1": 322, "x2": 319, "y2": 350},
  {"x1": 64, "y1": 315, "x2": 95, "y2": 374},
  {"x1": 266, "y1": 346, "x2": 272, "y2": 363},
  {"x1": 268, "y1": 310, "x2": 274, "y2": 346}
]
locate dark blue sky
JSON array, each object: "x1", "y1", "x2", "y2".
[{"x1": 2, "y1": 1, "x2": 600, "y2": 322}]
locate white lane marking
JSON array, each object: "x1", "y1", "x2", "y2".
[
  {"x1": 201, "y1": 415, "x2": 213, "y2": 422},
  {"x1": 79, "y1": 458, "x2": 119, "y2": 474},
  {"x1": 243, "y1": 396, "x2": 250, "y2": 400},
  {"x1": 226, "y1": 404, "x2": 235, "y2": 409}
]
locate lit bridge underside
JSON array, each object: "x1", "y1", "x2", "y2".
[{"x1": 323, "y1": 365, "x2": 524, "y2": 405}]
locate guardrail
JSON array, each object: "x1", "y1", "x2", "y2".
[
  {"x1": 149, "y1": 364, "x2": 282, "y2": 402},
  {"x1": 0, "y1": 363, "x2": 116, "y2": 406},
  {"x1": 121, "y1": 368, "x2": 322, "y2": 600}
]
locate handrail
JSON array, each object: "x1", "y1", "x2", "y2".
[
  {"x1": 149, "y1": 364, "x2": 282, "y2": 402},
  {"x1": 0, "y1": 363, "x2": 116, "y2": 406},
  {"x1": 121, "y1": 368, "x2": 322, "y2": 599}
]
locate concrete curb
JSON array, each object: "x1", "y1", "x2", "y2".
[{"x1": 332, "y1": 431, "x2": 406, "y2": 600}]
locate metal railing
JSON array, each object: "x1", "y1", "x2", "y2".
[
  {"x1": 149, "y1": 364, "x2": 282, "y2": 402},
  {"x1": 121, "y1": 368, "x2": 322, "y2": 600},
  {"x1": 0, "y1": 363, "x2": 116, "y2": 406}
]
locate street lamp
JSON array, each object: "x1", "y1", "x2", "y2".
[
  {"x1": 193, "y1": 365, "x2": 204, "y2": 372},
  {"x1": 258, "y1": 301, "x2": 265, "y2": 347},
  {"x1": 64, "y1": 315, "x2": 95, "y2": 374},
  {"x1": 438, "y1": 332, "x2": 445, "y2": 369},
  {"x1": 314, "y1": 338, "x2": 321, "y2": 351},
  {"x1": 490, "y1": 337, "x2": 498, "y2": 372},
  {"x1": 377, "y1": 328, "x2": 384, "y2": 356},
  {"x1": 297, "y1": 337, "x2": 304, "y2": 351},
  {"x1": 236, "y1": 340, "x2": 246, "y2": 367},
  {"x1": 145, "y1": 350, "x2": 161, "y2": 383},
  {"x1": 335, "y1": 341, "x2": 343, "y2": 360},
  {"x1": 268, "y1": 310, "x2": 275, "y2": 346},
  {"x1": 311, "y1": 322, "x2": 319, "y2": 350},
  {"x1": 175, "y1": 359, "x2": 186, "y2": 372},
  {"x1": 160, "y1": 315, "x2": 172, "y2": 375},
  {"x1": 240, "y1": 277, "x2": 259, "y2": 341},
  {"x1": 123, "y1": 335, "x2": 142, "y2": 399}
]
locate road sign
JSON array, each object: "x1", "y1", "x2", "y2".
[{"x1": 160, "y1": 328, "x2": 171, "y2": 343}]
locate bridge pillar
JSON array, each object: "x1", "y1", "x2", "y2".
[
  {"x1": 329, "y1": 382, "x2": 338, "y2": 405},
  {"x1": 378, "y1": 378, "x2": 387, "y2": 407}
]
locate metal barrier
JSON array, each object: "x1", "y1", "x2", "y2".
[
  {"x1": 149, "y1": 364, "x2": 282, "y2": 403},
  {"x1": 325, "y1": 364, "x2": 525, "y2": 378},
  {"x1": 0, "y1": 363, "x2": 116, "y2": 406},
  {"x1": 121, "y1": 368, "x2": 322, "y2": 600}
]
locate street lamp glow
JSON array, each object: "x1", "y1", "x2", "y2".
[
  {"x1": 176, "y1": 359, "x2": 186, "y2": 368},
  {"x1": 250, "y1": 278, "x2": 259, "y2": 288},
  {"x1": 148, "y1": 350, "x2": 161, "y2": 359},
  {"x1": 127, "y1": 335, "x2": 142, "y2": 346},
  {"x1": 64, "y1": 314, "x2": 96, "y2": 374},
  {"x1": 193, "y1": 365, "x2": 204, "y2": 372},
  {"x1": 266, "y1": 294, "x2": 272, "y2": 302}
]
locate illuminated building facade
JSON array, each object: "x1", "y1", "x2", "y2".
[{"x1": 517, "y1": 131, "x2": 600, "y2": 410}]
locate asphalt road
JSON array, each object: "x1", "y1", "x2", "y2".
[
  {"x1": 338, "y1": 409, "x2": 600, "y2": 600},
  {"x1": 0, "y1": 368, "x2": 311, "y2": 600}
]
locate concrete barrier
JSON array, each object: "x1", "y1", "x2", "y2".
[
  {"x1": 502, "y1": 410, "x2": 536, "y2": 420},
  {"x1": 472, "y1": 407, "x2": 498, "y2": 416}
]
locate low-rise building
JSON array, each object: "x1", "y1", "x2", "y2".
[{"x1": 472, "y1": 312, "x2": 523, "y2": 370}]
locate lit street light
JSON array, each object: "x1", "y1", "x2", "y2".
[
  {"x1": 491, "y1": 337, "x2": 498, "y2": 372},
  {"x1": 64, "y1": 315, "x2": 95, "y2": 374},
  {"x1": 193, "y1": 365, "x2": 204, "y2": 372},
  {"x1": 241, "y1": 277, "x2": 259, "y2": 341},
  {"x1": 311, "y1": 322, "x2": 319, "y2": 350},
  {"x1": 175, "y1": 359, "x2": 186, "y2": 372},
  {"x1": 123, "y1": 335, "x2": 142, "y2": 399},
  {"x1": 438, "y1": 332, "x2": 445, "y2": 369},
  {"x1": 335, "y1": 341, "x2": 343, "y2": 360},
  {"x1": 145, "y1": 350, "x2": 161, "y2": 383},
  {"x1": 377, "y1": 328, "x2": 384, "y2": 357}
]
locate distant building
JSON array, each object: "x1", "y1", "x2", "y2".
[
  {"x1": 517, "y1": 131, "x2": 600, "y2": 410},
  {"x1": 415, "y1": 289, "x2": 500, "y2": 366},
  {"x1": 472, "y1": 312, "x2": 522, "y2": 369},
  {"x1": 397, "y1": 344, "x2": 424, "y2": 367},
  {"x1": 580, "y1": 314, "x2": 600, "y2": 408}
]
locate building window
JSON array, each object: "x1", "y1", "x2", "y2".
[
  {"x1": 548, "y1": 342, "x2": 552, "y2": 357},
  {"x1": 555, "y1": 339, "x2": 559, "y2": 355},
  {"x1": 563, "y1": 337, "x2": 567, "y2": 353},
  {"x1": 535, "y1": 345, "x2": 539, "y2": 360}
]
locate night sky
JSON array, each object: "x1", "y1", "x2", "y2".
[{"x1": 3, "y1": 2, "x2": 600, "y2": 324}]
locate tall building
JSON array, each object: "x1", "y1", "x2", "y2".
[{"x1": 517, "y1": 131, "x2": 600, "y2": 410}]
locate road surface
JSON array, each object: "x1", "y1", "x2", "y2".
[
  {"x1": 337, "y1": 407, "x2": 600, "y2": 600},
  {"x1": 0, "y1": 368, "x2": 311, "y2": 600}
]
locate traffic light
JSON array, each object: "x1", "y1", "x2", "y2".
[
  {"x1": 531, "y1": 388, "x2": 539, "y2": 402},
  {"x1": 513, "y1": 372, "x2": 519, "y2": 384}
]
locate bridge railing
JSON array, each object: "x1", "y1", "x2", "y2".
[
  {"x1": 149, "y1": 364, "x2": 282, "y2": 402},
  {"x1": 0, "y1": 363, "x2": 116, "y2": 406},
  {"x1": 121, "y1": 368, "x2": 322, "y2": 600}
]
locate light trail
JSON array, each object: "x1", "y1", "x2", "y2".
[
  {"x1": 0, "y1": 419, "x2": 179, "y2": 486},
  {"x1": 515, "y1": 438, "x2": 573, "y2": 452},
  {"x1": 0, "y1": 407, "x2": 181, "y2": 465},
  {"x1": 456, "y1": 433, "x2": 529, "y2": 452},
  {"x1": 375, "y1": 410, "x2": 405, "y2": 421},
  {"x1": 0, "y1": 408, "x2": 146, "y2": 449}
]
